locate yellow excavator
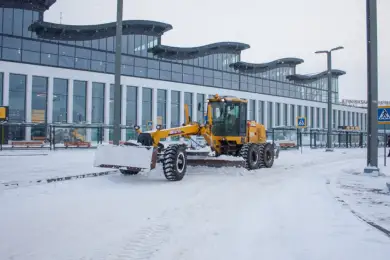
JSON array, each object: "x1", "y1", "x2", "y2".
[{"x1": 94, "y1": 94, "x2": 276, "y2": 181}]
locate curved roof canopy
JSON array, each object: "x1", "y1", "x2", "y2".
[
  {"x1": 0, "y1": 0, "x2": 56, "y2": 11},
  {"x1": 148, "y1": 42, "x2": 250, "y2": 60},
  {"x1": 230, "y1": 58, "x2": 304, "y2": 73},
  {"x1": 29, "y1": 20, "x2": 173, "y2": 41},
  {"x1": 286, "y1": 69, "x2": 346, "y2": 82}
]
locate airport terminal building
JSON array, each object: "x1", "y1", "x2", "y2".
[{"x1": 0, "y1": 0, "x2": 367, "y2": 142}]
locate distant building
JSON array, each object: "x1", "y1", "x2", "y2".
[{"x1": 0, "y1": 0, "x2": 366, "y2": 142}]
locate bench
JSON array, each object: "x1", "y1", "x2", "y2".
[
  {"x1": 32, "y1": 136, "x2": 46, "y2": 141},
  {"x1": 279, "y1": 142, "x2": 296, "y2": 149},
  {"x1": 11, "y1": 141, "x2": 44, "y2": 148},
  {"x1": 64, "y1": 141, "x2": 91, "y2": 148}
]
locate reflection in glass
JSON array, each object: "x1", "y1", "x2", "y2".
[
  {"x1": 184, "y1": 92, "x2": 192, "y2": 120},
  {"x1": 0, "y1": 73, "x2": 3, "y2": 106},
  {"x1": 53, "y1": 78, "x2": 68, "y2": 123},
  {"x1": 92, "y1": 82, "x2": 104, "y2": 123},
  {"x1": 142, "y1": 88, "x2": 152, "y2": 130},
  {"x1": 171, "y1": 91, "x2": 180, "y2": 128},
  {"x1": 31, "y1": 76, "x2": 48, "y2": 139},
  {"x1": 197, "y1": 94, "x2": 204, "y2": 124},
  {"x1": 157, "y1": 89, "x2": 166, "y2": 128},
  {"x1": 73, "y1": 80, "x2": 87, "y2": 123},
  {"x1": 9, "y1": 74, "x2": 26, "y2": 140}
]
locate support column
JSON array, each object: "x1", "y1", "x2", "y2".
[
  {"x1": 192, "y1": 92, "x2": 197, "y2": 122},
  {"x1": 67, "y1": 80, "x2": 73, "y2": 123},
  {"x1": 3, "y1": 72, "x2": 9, "y2": 106},
  {"x1": 103, "y1": 82, "x2": 110, "y2": 143},
  {"x1": 86, "y1": 80, "x2": 92, "y2": 142},
  {"x1": 121, "y1": 85, "x2": 127, "y2": 141},
  {"x1": 137, "y1": 86, "x2": 143, "y2": 128},
  {"x1": 47, "y1": 77, "x2": 53, "y2": 124},
  {"x1": 25, "y1": 74, "x2": 32, "y2": 140},
  {"x1": 287, "y1": 103, "x2": 291, "y2": 126}
]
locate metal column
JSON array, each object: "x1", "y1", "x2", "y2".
[{"x1": 113, "y1": 0, "x2": 123, "y2": 145}]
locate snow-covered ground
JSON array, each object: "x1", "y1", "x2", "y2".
[{"x1": 1, "y1": 148, "x2": 390, "y2": 260}]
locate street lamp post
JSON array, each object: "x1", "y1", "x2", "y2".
[
  {"x1": 364, "y1": 0, "x2": 379, "y2": 174},
  {"x1": 315, "y1": 46, "x2": 344, "y2": 151},
  {"x1": 113, "y1": 0, "x2": 123, "y2": 145}
]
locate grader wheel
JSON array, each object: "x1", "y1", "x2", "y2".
[
  {"x1": 239, "y1": 143, "x2": 261, "y2": 170},
  {"x1": 162, "y1": 144, "x2": 188, "y2": 181},
  {"x1": 258, "y1": 142, "x2": 275, "y2": 168}
]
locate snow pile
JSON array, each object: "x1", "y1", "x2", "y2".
[{"x1": 327, "y1": 154, "x2": 390, "y2": 233}]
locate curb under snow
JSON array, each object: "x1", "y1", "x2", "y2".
[{"x1": 1, "y1": 170, "x2": 118, "y2": 190}]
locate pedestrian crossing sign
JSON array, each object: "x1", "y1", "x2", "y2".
[
  {"x1": 378, "y1": 106, "x2": 390, "y2": 124},
  {"x1": 296, "y1": 116, "x2": 307, "y2": 128}
]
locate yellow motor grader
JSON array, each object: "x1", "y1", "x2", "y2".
[{"x1": 94, "y1": 94, "x2": 276, "y2": 181}]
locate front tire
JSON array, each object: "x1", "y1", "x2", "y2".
[
  {"x1": 162, "y1": 144, "x2": 187, "y2": 181},
  {"x1": 239, "y1": 143, "x2": 261, "y2": 170},
  {"x1": 259, "y1": 142, "x2": 274, "y2": 168}
]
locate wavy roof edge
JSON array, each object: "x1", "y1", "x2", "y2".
[
  {"x1": 0, "y1": 0, "x2": 56, "y2": 11},
  {"x1": 29, "y1": 20, "x2": 173, "y2": 40},
  {"x1": 229, "y1": 58, "x2": 304, "y2": 72},
  {"x1": 286, "y1": 69, "x2": 346, "y2": 81},
  {"x1": 148, "y1": 42, "x2": 250, "y2": 60}
]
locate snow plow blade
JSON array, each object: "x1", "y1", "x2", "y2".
[
  {"x1": 93, "y1": 143, "x2": 157, "y2": 171},
  {"x1": 186, "y1": 155, "x2": 246, "y2": 168}
]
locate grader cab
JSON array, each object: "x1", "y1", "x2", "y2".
[{"x1": 94, "y1": 94, "x2": 276, "y2": 181}]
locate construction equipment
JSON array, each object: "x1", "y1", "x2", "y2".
[{"x1": 94, "y1": 94, "x2": 276, "y2": 181}]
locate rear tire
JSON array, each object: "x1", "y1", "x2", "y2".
[
  {"x1": 239, "y1": 143, "x2": 261, "y2": 170},
  {"x1": 162, "y1": 144, "x2": 187, "y2": 181},
  {"x1": 259, "y1": 142, "x2": 274, "y2": 168},
  {"x1": 120, "y1": 169, "x2": 140, "y2": 175}
]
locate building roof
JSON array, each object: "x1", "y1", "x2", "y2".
[
  {"x1": 229, "y1": 58, "x2": 304, "y2": 73},
  {"x1": 29, "y1": 20, "x2": 173, "y2": 41},
  {"x1": 0, "y1": 0, "x2": 56, "y2": 11},
  {"x1": 148, "y1": 42, "x2": 250, "y2": 60},
  {"x1": 286, "y1": 69, "x2": 346, "y2": 82}
]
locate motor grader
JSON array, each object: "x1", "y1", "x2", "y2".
[{"x1": 94, "y1": 94, "x2": 276, "y2": 181}]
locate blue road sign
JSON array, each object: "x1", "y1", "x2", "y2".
[
  {"x1": 296, "y1": 116, "x2": 307, "y2": 128},
  {"x1": 378, "y1": 106, "x2": 390, "y2": 124}
]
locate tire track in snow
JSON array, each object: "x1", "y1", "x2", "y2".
[{"x1": 90, "y1": 175, "x2": 236, "y2": 260}]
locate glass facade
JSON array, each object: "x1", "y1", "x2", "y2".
[
  {"x1": 258, "y1": 101, "x2": 264, "y2": 124},
  {"x1": 53, "y1": 78, "x2": 68, "y2": 123},
  {"x1": 142, "y1": 87, "x2": 152, "y2": 129},
  {"x1": 249, "y1": 100, "x2": 255, "y2": 120},
  {"x1": 197, "y1": 93, "x2": 204, "y2": 124},
  {"x1": 267, "y1": 101, "x2": 273, "y2": 128},
  {"x1": 316, "y1": 107, "x2": 320, "y2": 128},
  {"x1": 31, "y1": 76, "x2": 48, "y2": 139},
  {"x1": 8, "y1": 73, "x2": 26, "y2": 140},
  {"x1": 157, "y1": 89, "x2": 166, "y2": 128},
  {"x1": 126, "y1": 86, "x2": 137, "y2": 140},
  {"x1": 275, "y1": 103, "x2": 280, "y2": 126},
  {"x1": 184, "y1": 92, "x2": 193, "y2": 120},
  {"x1": 283, "y1": 103, "x2": 287, "y2": 126},
  {"x1": 73, "y1": 80, "x2": 86, "y2": 123},
  {"x1": 290, "y1": 104, "x2": 295, "y2": 126},
  {"x1": 92, "y1": 82, "x2": 104, "y2": 123},
  {"x1": 171, "y1": 90, "x2": 180, "y2": 127},
  {"x1": 0, "y1": 6, "x2": 342, "y2": 104},
  {"x1": 0, "y1": 72, "x2": 3, "y2": 106}
]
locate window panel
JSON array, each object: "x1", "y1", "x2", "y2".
[
  {"x1": 0, "y1": 73, "x2": 3, "y2": 106},
  {"x1": 157, "y1": 89, "x2": 166, "y2": 128},
  {"x1": 92, "y1": 82, "x2": 105, "y2": 123},
  {"x1": 31, "y1": 76, "x2": 48, "y2": 125},
  {"x1": 22, "y1": 10, "x2": 33, "y2": 37},
  {"x1": 59, "y1": 45, "x2": 75, "y2": 56},
  {"x1": 41, "y1": 53, "x2": 58, "y2": 66},
  {"x1": 171, "y1": 90, "x2": 180, "y2": 127},
  {"x1": 126, "y1": 86, "x2": 137, "y2": 127},
  {"x1": 53, "y1": 78, "x2": 68, "y2": 123},
  {"x1": 59, "y1": 56, "x2": 74, "y2": 68},
  {"x1": 22, "y1": 50, "x2": 40, "y2": 63},
  {"x1": 9, "y1": 73, "x2": 26, "y2": 122},
  {"x1": 142, "y1": 88, "x2": 152, "y2": 129},
  {"x1": 12, "y1": 9, "x2": 23, "y2": 36},
  {"x1": 2, "y1": 47, "x2": 21, "y2": 61},
  {"x1": 3, "y1": 8, "x2": 13, "y2": 35},
  {"x1": 73, "y1": 80, "x2": 87, "y2": 123}
]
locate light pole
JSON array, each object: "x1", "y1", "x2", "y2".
[
  {"x1": 315, "y1": 46, "x2": 344, "y2": 151},
  {"x1": 364, "y1": 0, "x2": 379, "y2": 174},
  {"x1": 113, "y1": 0, "x2": 123, "y2": 145}
]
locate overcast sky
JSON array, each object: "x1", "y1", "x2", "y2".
[{"x1": 44, "y1": 0, "x2": 389, "y2": 101}]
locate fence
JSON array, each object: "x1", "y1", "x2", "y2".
[
  {"x1": 0, "y1": 122, "x2": 387, "y2": 151},
  {"x1": 0, "y1": 122, "x2": 138, "y2": 151},
  {"x1": 267, "y1": 126, "x2": 387, "y2": 149}
]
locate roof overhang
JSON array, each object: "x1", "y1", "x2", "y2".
[
  {"x1": 286, "y1": 69, "x2": 346, "y2": 83},
  {"x1": 229, "y1": 58, "x2": 304, "y2": 73},
  {"x1": 148, "y1": 42, "x2": 250, "y2": 60},
  {"x1": 0, "y1": 0, "x2": 56, "y2": 11},
  {"x1": 29, "y1": 20, "x2": 173, "y2": 41}
]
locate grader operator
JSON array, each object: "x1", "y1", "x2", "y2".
[{"x1": 94, "y1": 94, "x2": 276, "y2": 181}]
